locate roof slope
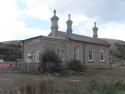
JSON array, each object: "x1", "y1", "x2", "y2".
[
  {"x1": 24, "y1": 31, "x2": 108, "y2": 45},
  {"x1": 56, "y1": 31, "x2": 108, "y2": 45}
]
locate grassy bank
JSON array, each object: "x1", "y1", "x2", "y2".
[{"x1": 1, "y1": 68, "x2": 125, "y2": 94}]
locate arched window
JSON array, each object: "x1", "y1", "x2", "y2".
[
  {"x1": 57, "y1": 49, "x2": 60, "y2": 58},
  {"x1": 27, "y1": 53, "x2": 32, "y2": 63},
  {"x1": 88, "y1": 47, "x2": 93, "y2": 62},
  {"x1": 74, "y1": 46, "x2": 80, "y2": 60},
  {"x1": 36, "y1": 51, "x2": 40, "y2": 62},
  {"x1": 100, "y1": 49, "x2": 105, "y2": 63},
  {"x1": 56, "y1": 49, "x2": 64, "y2": 61}
]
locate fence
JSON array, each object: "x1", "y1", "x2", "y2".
[
  {"x1": 0, "y1": 62, "x2": 40, "y2": 72},
  {"x1": 1, "y1": 61, "x2": 125, "y2": 73}
]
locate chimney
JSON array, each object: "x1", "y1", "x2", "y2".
[
  {"x1": 93, "y1": 22, "x2": 98, "y2": 38},
  {"x1": 66, "y1": 14, "x2": 73, "y2": 35},
  {"x1": 50, "y1": 10, "x2": 59, "y2": 36}
]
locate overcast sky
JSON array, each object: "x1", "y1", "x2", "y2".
[{"x1": 0, "y1": 0, "x2": 125, "y2": 41}]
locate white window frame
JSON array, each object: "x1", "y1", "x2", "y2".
[
  {"x1": 27, "y1": 53, "x2": 32, "y2": 63},
  {"x1": 57, "y1": 49, "x2": 64, "y2": 61},
  {"x1": 57, "y1": 49, "x2": 60, "y2": 59},
  {"x1": 88, "y1": 47, "x2": 94, "y2": 62},
  {"x1": 36, "y1": 51, "x2": 40, "y2": 62},
  {"x1": 74, "y1": 46, "x2": 80, "y2": 60},
  {"x1": 100, "y1": 49, "x2": 105, "y2": 63}
]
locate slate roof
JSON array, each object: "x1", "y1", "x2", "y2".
[
  {"x1": 56, "y1": 31, "x2": 109, "y2": 46},
  {"x1": 23, "y1": 31, "x2": 109, "y2": 46},
  {"x1": 23, "y1": 34, "x2": 65, "y2": 41}
]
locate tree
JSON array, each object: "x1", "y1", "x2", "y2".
[
  {"x1": 38, "y1": 50, "x2": 62, "y2": 73},
  {"x1": 42, "y1": 50, "x2": 60, "y2": 63},
  {"x1": 67, "y1": 60, "x2": 83, "y2": 72}
]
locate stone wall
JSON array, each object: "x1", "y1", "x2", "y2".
[
  {"x1": 23, "y1": 36, "x2": 109, "y2": 68},
  {"x1": 85, "y1": 43, "x2": 109, "y2": 68}
]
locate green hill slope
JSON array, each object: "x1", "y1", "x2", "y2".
[
  {"x1": 0, "y1": 40, "x2": 22, "y2": 62},
  {"x1": 101, "y1": 38, "x2": 125, "y2": 63},
  {"x1": 0, "y1": 39, "x2": 125, "y2": 63}
]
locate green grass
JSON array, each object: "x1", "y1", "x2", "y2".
[{"x1": 0, "y1": 68, "x2": 125, "y2": 93}]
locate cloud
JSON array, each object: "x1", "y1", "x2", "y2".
[
  {"x1": 55, "y1": 0, "x2": 125, "y2": 23},
  {"x1": 0, "y1": 0, "x2": 19, "y2": 41},
  {"x1": 99, "y1": 22, "x2": 125, "y2": 41},
  {"x1": 0, "y1": 0, "x2": 50, "y2": 41},
  {"x1": 0, "y1": 0, "x2": 125, "y2": 42}
]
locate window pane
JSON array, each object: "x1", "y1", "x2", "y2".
[
  {"x1": 100, "y1": 50, "x2": 105, "y2": 62},
  {"x1": 36, "y1": 51, "x2": 40, "y2": 62},
  {"x1": 61, "y1": 50, "x2": 64, "y2": 61},
  {"x1": 57, "y1": 49, "x2": 64, "y2": 61},
  {"x1": 74, "y1": 46, "x2": 80, "y2": 60},
  {"x1": 57, "y1": 49, "x2": 60, "y2": 58},
  {"x1": 27, "y1": 53, "x2": 31, "y2": 63},
  {"x1": 88, "y1": 47, "x2": 93, "y2": 61}
]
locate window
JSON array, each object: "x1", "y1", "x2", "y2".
[
  {"x1": 27, "y1": 53, "x2": 32, "y2": 63},
  {"x1": 57, "y1": 49, "x2": 64, "y2": 61},
  {"x1": 61, "y1": 50, "x2": 64, "y2": 61},
  {"x1": 36, "y1": 51, "x2": 40, "y2": 62},
  {"x1": 100, "y1": 49, "x2": 105, "y2": 62},
  {"x1": 88, "y1": 47, "x2": 93, "y2": 62},
  {"x1": 74, "y1": 46, "x2": 80, "y2": 60},
  {"x1": 57, "y1": 49, "x2": 60, "y2": 58}
]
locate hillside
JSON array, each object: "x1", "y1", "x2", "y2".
[
  {"x1": 0, "y1": 40, "x2": 22, "y2": 62},
  {"x1": 101, "y1": 38, "x2": 125, "y2": 63},
  {"x1": 0, "y1": 39, "x2": 125, "y2": 63}
]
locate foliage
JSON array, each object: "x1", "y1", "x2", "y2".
[
  {"x1": 114, "y1": 43, "x2": 125, "y2": 59},
  {"x1": 88, "y1": 79, "x2": 98, "y2": 90},
  {"x1": 67, "y1": 60, "x2": 83, "y2": 72},
  {"x1": 0, "y1": 41, "x2": 22, "y2": 62},
  {"x1": 102, "y1": 39, "x2": 125, "y2": 64},
  {"x1": 47, "y1": 62, "x2": 63, "y2": 73},
  {"x1": 109, "y1": 42, "x2": 125, "y2": 63},
  {"x1": 42, "y1": 50, "x2": 60, "y2": 63},
  {"x1": 39, "y1": 50, "x2": 62, "y2": 73},
  {"x1": 98, "y1": 80, "x2": 125, "y2": 94}
]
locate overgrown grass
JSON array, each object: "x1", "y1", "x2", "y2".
[{"x1": 1, "y1": 68, "x2": 125, "y2": 94}]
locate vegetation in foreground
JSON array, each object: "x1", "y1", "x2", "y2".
[
  {"x1": 1, "y1": 68, "x2": 125, "y2": 94},
  {"x1": 0, "y1": 41, "x2": 21, "y2": 61},
  {"x1": 38, "y1": 50, "x2": 83, "y2": 75}
]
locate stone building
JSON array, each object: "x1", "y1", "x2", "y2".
[{"x1": 22, "y1": 10, "x2": 110, "y2": 68}]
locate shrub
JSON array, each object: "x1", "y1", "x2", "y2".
[
  {"x1": 38, "y1": 50, "x2": 62, "y2": 73},
  {"x1": 88, "y1": 79, "x2": 98, "y2": 90},
  {"x1": 98, "y1": 80, "x2": 125, "y2": 94},
  {"x1": 67, "y1": 60, "x2": 83, "y2": 72},
  {"x1": 47, "y1": 62, "x2": 63, "y2": 73},
  {"x1": 42, "y1": 50, "x2": 60, "y2": 63}
]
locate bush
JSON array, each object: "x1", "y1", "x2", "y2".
[
  {"x1": 88, "y1": 79, "x2": 98, "y2": 90},
  {"x1": 47, "y1": 62, "x2": 63, "y2": 73},
  {"x1": 98, "y1": 80, "x2": 125, "y2": 94},
  {"x1": 42, "y1": 50, "x2": 61, "y2": 63},
  {"x1": 38, "y1": 50, "x2": 62, "y2": 73},
  {"x1": 67, "y1": 60, "x2": 83, "y2": 72}
]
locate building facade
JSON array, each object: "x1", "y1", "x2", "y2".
[{"x1": 22, "y1": 10, "x2": 110, "y2": 68}]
